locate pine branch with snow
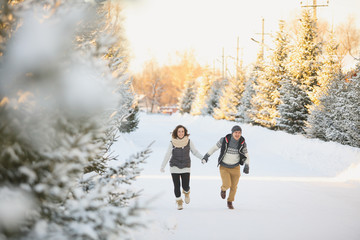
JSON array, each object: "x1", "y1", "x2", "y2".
[{"x1": 53, "y1": 144, "x2": 153, "y2": 240}]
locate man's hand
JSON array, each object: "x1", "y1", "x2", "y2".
[
  {"x1": 243, "y1": 164, "x2": 249, "y2": 174},
  {"x1": 202, "y1": 153, "x2": 210, "y2": 164}
]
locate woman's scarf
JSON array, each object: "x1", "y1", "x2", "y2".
[{"x1": 171, "y1": 136, "x2": 189, "y2": 148}]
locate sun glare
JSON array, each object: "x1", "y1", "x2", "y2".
[{"x1": 123, "y1": 0, "x2": 360, "y2": 72}]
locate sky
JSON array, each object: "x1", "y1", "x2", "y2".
[
  {"x1": 122, "y1": 0, "x2": 360, "y2": 72},
  {"x1": 112, "y1": 112, "x2": 360, "y2": 239}
]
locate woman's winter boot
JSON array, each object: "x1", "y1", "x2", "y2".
[
  {"x1": 183, "y1": 190, "x2": 190, "y2": 204},
  {"x1": 176, "y1": 197, "x2": 183, "y2": 210}
]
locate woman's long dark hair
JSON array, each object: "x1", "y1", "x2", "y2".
[{"x1": 172, "y1": 125, "x2": 189, "y2": 139}]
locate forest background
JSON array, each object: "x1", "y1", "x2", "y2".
[{"x1": 131, "y1": 2, "x2": 360, "y2": 148}]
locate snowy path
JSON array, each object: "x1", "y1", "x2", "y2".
[
  {"x1": 113, "y1": 113, "x2": 360, "y2": 240},
  {"x1": 130, "y1": 176, "x2": 360, "y2": 240}
]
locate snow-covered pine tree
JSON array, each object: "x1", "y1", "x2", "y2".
[
  {"x1": 306, "y1": 32, "x2": 343, "y2": 139},
  {"x1": 316, "y1": 66, "x2": 360, "y2": 148},
  {"x1": 178, "y1": 77, "x2": 197, "y2": 114},
  {"x1": 340, "y1": 70, "x2": 360, "y2": 148},
  {"x1": 287, "y1": 10, "x2": 322, "y2": 106},
  {"x1": 76, "y1": 0, "x2": 140, "y2": 172},
  {"x1": 312, "y1": 31, "x2": 341, "y2": 106},
  {"x1": 236, "y1": 77, "x2": 255, "y2": 123},
  {"x1": 119, "y1": 103, "x2": 140, "y2": 133},
  {"x1": 0, "y1": 1, "x2": 150, "y2": 239},
  {"x1": 280, "y1": 10, "x2": 321, "y2": 134},
  {"x1": 100, "y1": 1, "x2": 139, "y2": 133},
  {"x1": 251, "y1": 21, "x2": 290, "y2": 129},
  {"x1": 277, "y1": 76, "x2": 311, "y2": 134},
  {"x1": 190, "y1": 70, "x2": 213, "y2": 116},
  {"x1": 213, "y1": 66, "x2": 246, "y2": 120},
  {"x1": 305, "y1": 78, "x2": 339, "y2": 141},
  {"x1": 204, "y1": 78, "x2": 226, "y2": 116},
  {"x1": 323, "y1": 76, "x2": 351, "y2": 144},
  {"x1": 246, "y1": 49, "x2": 266, "y2": 125}
]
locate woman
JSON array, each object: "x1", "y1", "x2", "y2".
[{"x1": 160, "y1": 125, "x2": 203, "y2": 210}]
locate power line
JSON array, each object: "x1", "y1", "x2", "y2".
[{"x1": 300, "y1": 0, "x2": 329, "y2": 20}]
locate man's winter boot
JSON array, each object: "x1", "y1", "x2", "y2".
[
  {"x1": 176, "y1": 197, "x2": 183, "y2": 210},
  {"x1": 227, "y1": 201, "x2": 234, "y2": 209},
  {"x1": 220, "y1": 190, "x2": 226, "y2": 199},
  {"x1": 183, "y1": 190, "x2": 190, "y2": 204}
]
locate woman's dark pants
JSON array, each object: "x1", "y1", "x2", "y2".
[{"x1": 171, "y1": 173, "x2": 190, "y2": 198}]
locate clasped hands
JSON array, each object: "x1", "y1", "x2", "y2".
[
  {"x1": 201, "y1": 153, "x2": 249, "y2": 174},
  {"x1": 201, "y1": 153, "x2": 209, "y2": 164}
]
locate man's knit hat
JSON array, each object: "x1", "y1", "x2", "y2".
[{"x1": 231, "y1": 125, "x2": 242, "y2": 133}]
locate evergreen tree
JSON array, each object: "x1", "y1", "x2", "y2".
[
  {"x1": 287, "y1": 10, "x2": 322, "y2": 102},
  {"x1": 214, "y1": 67, "x2": 246, "y2": 120},
  {"x1": 306, "y1": 33, "x2": 343, "y2": 139},
  {"x1": 341, "y1": 71, "x2": 360, "y2": 148},
  {"x1": 205, "y1": 78, "x2": 225, "y2": 116},
  {"x1": 305, "y1": 102, "x2": 329, "y2": 140},
  {"x1": 316, "y1": 67, "x2": 360, "y2": 147},
  {"x1": 0, "y1": 1, "x2": 149, "y2": 239},
  {"x1": 178, "y1": 77, "x2": 197, "y2": 114},
  {"x1": 281, "y1": 10, "x2": 321, "y2": 133},
  {"x1": 236, "y1": 77, "x2": 255, "y2": 123},
  {"x1": 191, "y1": 70, "x2": 213, "y2": 116},
  {"x1": 277, "y1": 76, "x2": 311, "y2": 134},
  {"x1": 118, "y1": 104, "x2": 140, "y2": 133},
  {"x1": 248, "y1": 49, "x2": 266, "y2": 125},
  {"x1": 101, "y1": 2, "x2": 139, "y2": 133},
  {"x1": 113, "y1": 75, "x2": 139, "y2": 133},
  {"x1": 313, "y1": 32, "x2": 342, "y2": 106},
  {"x1": 252, "y1": 21, "x2": 290, "y2": 129}
]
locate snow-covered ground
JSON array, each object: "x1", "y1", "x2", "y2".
[{"x1": 113, "y1": 113, "x2": 360, "y2": 240}]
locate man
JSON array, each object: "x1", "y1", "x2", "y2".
[{"x1": 202, "y1": 125, "x2": 250, "y2": 209}]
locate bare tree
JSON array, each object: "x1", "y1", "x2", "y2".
[
  {"x1": 149, "y1": 76, "x2": 164, "y2": 113},
  {"x1": 132, "y1": 50, "x2": 204, "y2": 107},
  {"x1": 133, "y1": 59, "x2": 165, "y2": 112},
  {"x1": 335, "y1": 15, "x2": 360, "y2": 59}
]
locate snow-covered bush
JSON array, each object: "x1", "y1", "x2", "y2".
[{"x1": 0, "y1": 1, "x2": 149, "y2": 239}]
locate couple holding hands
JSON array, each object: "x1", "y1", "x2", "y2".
[{"x1": 160, "y1": 124, "x2": 250, "y2": 210}]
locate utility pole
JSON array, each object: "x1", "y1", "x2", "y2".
[
  {"x1": 236, "y1": 37, "x2": 239, "y2": 80},
  {"x1": 222, "y1": 47, "x2": 225, "y2": 80},
  {"x1": 261, "y1": 17, "x2": 265, "y2": 55},
  {"x1": 235, "y1": 37, "x2": 244, "y2": 80},
  {"x1": 213, "y1": 59, "x2": 216, "y2": 76},
  {"x1": 252, "y1": 17, "x2": 271, "y2": 59},
  {"x1": 300, "y1": 0, "x2": 329, "y2": 20}
]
